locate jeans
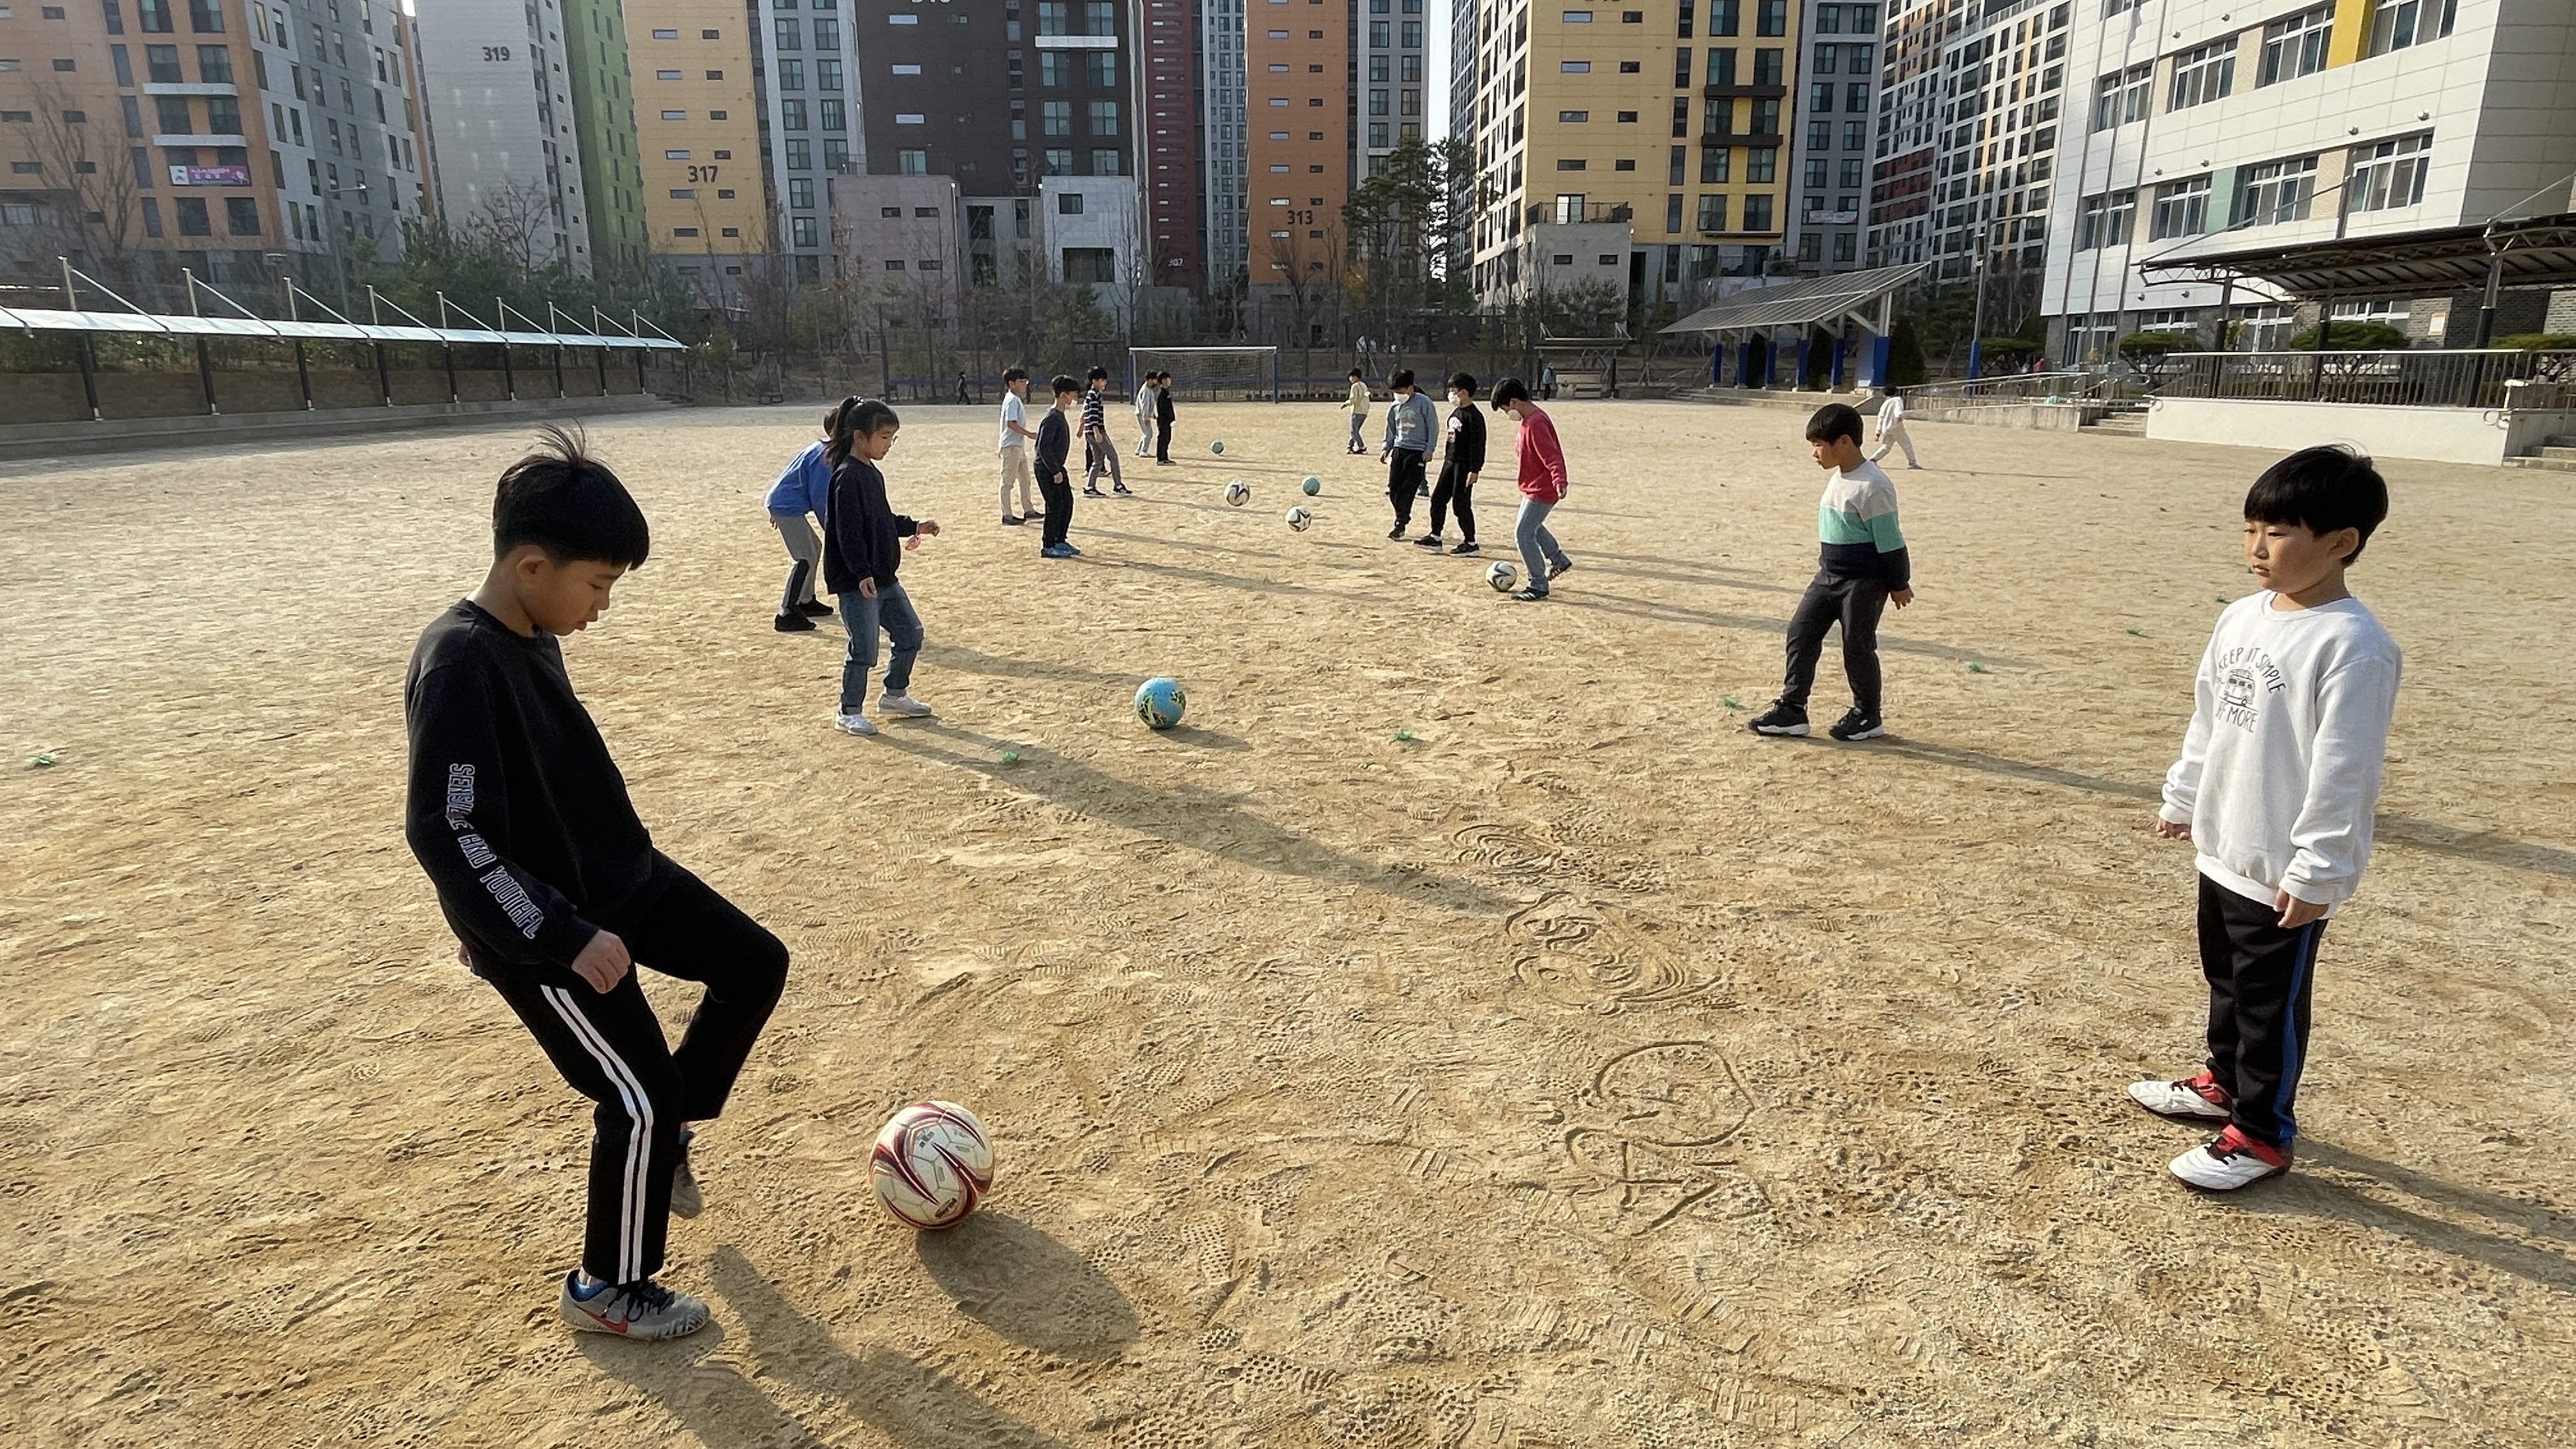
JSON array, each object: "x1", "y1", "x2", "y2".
[
  {"x1": 1429, "y1": 461, "x2": 1475, "y2": 541},
  {"x1": 838, "y1": 578, "x2": 923, "y2": 711},
  {"x1": 1347, "y1": 413, "x2": 1366, "y2": 450},
  {"x1": 1514, "y1": 497, "x2": 1567, "y2": 592},
  {"x1": 1778, "y1": 569, "x2": 1890, "y2": 716}
]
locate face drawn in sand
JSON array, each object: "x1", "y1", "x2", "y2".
[
  {"x1": 1561, "y1": 1041, "x2": 1765, "y2": 1236},
  {"x1": 1503, "y1": 894, "x2": 1735, "y2": 1013}
]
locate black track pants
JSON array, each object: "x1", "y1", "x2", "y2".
[{"x1": 2198, "y1": 874, "x2": 2326, "y2": 1149}]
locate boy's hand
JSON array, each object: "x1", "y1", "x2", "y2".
[
  {"x1": 571, "y1": 929, "x2": 632, "y2": 993},
  {"x1": 456, "y1": 939, "x2": 473, "y2": 969},
  {"x1": 857, "y1": 578, "x2": 878, "y2": 600},
  {"x1": 2154, "y1": 818, "x2": 2191, "y2": 841},
  {"x1": 1891, "y1": 588, "x2": 1915, "y2": 608},
  {"x1": 918, "y1": 519, "x2": 941, "y2": 537},
  {"x1": 2273, "y1": 891, "x2": 2327, "y2": 929}
]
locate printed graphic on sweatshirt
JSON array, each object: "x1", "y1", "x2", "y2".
[{"x1": 2216, "y1": 645, "x2": 2288, "y2": 731}]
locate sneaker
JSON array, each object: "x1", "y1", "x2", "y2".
[
  {"x1": 1001, "y1": 514, "x2": 1025, "y2": 526},
  {"x1": 772, "y1": 612, "x2": 815, "y2": 633},
  {"x1": 878, "y1": 691, "x2": 935, "y2": 719},
  {"x1": 1113, "y1": 484, "x2": 1134, "y2": 496},
  {"x1": 1747, "y1": 702, "x2": 1810, "y2": 737},
  {"x1": 1452, "y1": 541, "x2": 1481, "y2": 556},
  {"x1": 1413, "y1": 534, "x2": 1445, "y2": 549},
  {"x1": 1040, "y1": 544, "x2": 1074, "y2": 559},
  {"x1": 1083, "y1": 486, "x2": 1105, "y2": 497},
  {"x1": 1064, "y1": 544, "x2": 1083, "y2": 556},
  {"x1": 2128, "y1": 1071, "x2": 2233, "y2": 1122},
  {"x1": 1547, "y1": 556, "x2": 1574, "y2": 581},
  {"x1": 1508, "y1": 587, "x2": 1549, "y2": 602},
  {"x1": 560, "y1": 1273, "x2": 711, "y2": 1340},
  {"x1": 668, "y1": 1130, "x2": 702, "y2": 1218},
  {"x1": 834, "y1": 711, "x2": 877, "y2": 736},
  {"x1": 1387, "y1": 526, "x2": 1407, "y2": 540},
  {"x1": 1827, "y1": 708, "x2": 1886, "y2": 742},
  {"x1": 2168, "y1": 1126, "x2": 2290, "y2": 1192},
  {"x1": 1417, "y1": 485, "x2": 1430, "y2": 497},
  {"x1": 795, "y1": 600, "x2": 834, "y2": 617}
]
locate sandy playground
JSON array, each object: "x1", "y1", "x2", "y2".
[{"x1": 2, "y1": 396, "x2": 2573, "y2": 1448}]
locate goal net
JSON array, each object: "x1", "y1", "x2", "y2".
[{"x1": 1130, "y1": 346, "x2": 1280, "y2": 402}]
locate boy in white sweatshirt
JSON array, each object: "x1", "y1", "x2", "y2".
[{"x1": 2131, "y1": 445, "x2": 2400, "y2": 1192}]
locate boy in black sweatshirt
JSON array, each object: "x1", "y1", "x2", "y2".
[
  {"x1": 1416, "y1": 371, "x2": 1487, "y2": 555},
  {"x1": 823, "y1": 396, "x2": 942, "y2": 733},
  {"x1": 403, "y1": 427, "x2": 788, "y2": 1341},
  {"x1": 1036, "y1": 374, "x2": 1081, "y2": 558}
]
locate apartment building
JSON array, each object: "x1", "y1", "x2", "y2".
[
  {"x1": 411, "y1": 0, "x2": 643, "y2": 277},
  {"x1": 1356, "y1": 0, "x2": 1430, "y2": 179},
  {"x1": 1138, "y1": 0, "x2": 1200, "y2": 288},
  {"x1": 1460, "y1": 0, "x2": 1800, "y2": 314},
  {"x1": 1198, "y1": 0, "x2": 1246, "y2": 291},
  {"x1": 1245, "y1": 0, "x2": 1346, "y2": 310},
  {"x1": 1864, "y1": 0, "x2": 2066, "y2": 284},
  {"x1": 627, "y1": 0, "x2": 766, "y2": 288},
  {"x1": 2, "y1": 0, "x2": 428, "y2": 289},
  {"x1": 2045, "y1": 0, "x2": 2576, "y2": 360},
  {"x1": 1783, "y1": 0, "x2": 1884, "y2": 273}
]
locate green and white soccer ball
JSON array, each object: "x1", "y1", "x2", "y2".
[
  {"x1": 1209, "y1": 440, "x2": 1225, "y2": 454},
  {"x1": 1300, "y1": 475, "x2": 1322, "y2": 495}
]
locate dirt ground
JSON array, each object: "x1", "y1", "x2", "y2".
[{"x1": 3, "y1": 397, "x2": 2572, "y2": 1448}]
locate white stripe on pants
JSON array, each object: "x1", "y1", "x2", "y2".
[
  {"x1": 770, "y1": 511, "x2": 820, "y2": 604},
  {"x1": 540, "y1": 985, "x2": 656, "y2": 1284},
  {"x1": 998, "y1": 445, "x2": 1037, "y2": 515}
]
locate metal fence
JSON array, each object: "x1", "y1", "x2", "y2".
[{"x1": 2156, "y1": 349, "x2": 2576, "y2": 410}]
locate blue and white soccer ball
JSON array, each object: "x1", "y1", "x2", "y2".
[
  {"x1": 1224, "y1": 480, "x2": 1252, "y2": 507},
  {"x1": 1485, "y1": 560, "x2": 1519, "y2": 592},
  {"x1": 1134, "y1": 677, "x2": 1186, "y2": 730},
  {"x1": 1300, "y1": 475, "x2": 1323, "y2": 496}
]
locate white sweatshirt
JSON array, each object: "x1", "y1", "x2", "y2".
[
  {"x1": 2159, "y1": 592, "x2": 2402, "y2": 909},
  {"x1": 1877, "y1": 395, "x2": 1906, "y2": 428}
]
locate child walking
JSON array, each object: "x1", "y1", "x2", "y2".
[
  {"x1": 1082, "y1": 365, "x2": 1132, "y2": 497},
  {"x1": 1869, "y1": 386, "x2": 1919, "y2": 469},
  {"x1": 1414, "y1": 371, "x2": 1483, "y2": 555},
  {"x1": 1342, "y1": 368, "x2": 1372, "y2": 454},
  {"x1": 1489, "y1": 377, "x2": 1570, "y2": 600},
  {"x1": 763, "y1": 411, "x2": 838, "y2": 631},
  {"x1": 825, "y1": 396, "x2": 942, "y2": 735},
  {"x1": 997, "y1": 368, "x2": 1041, "y2": 525},
  {"x1": 404, "y1": 427, "x2": 789, "y2": 1340},
  {"x1": 1379, "y1": 367, "x2": 1438, "y2": 539},
  {"x1": 1749, "y1": 404, "x2": 1912, "y2": 742},
  {"x1": 2132, "y1": 445, "x2": 2400, "y2": 1192},
  {"x1": 1037, "y1": 374, "x2": 1082, "y2": 558}
]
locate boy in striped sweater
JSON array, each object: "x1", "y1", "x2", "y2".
[
  {"x1": 1081, "y1": 366, "x2": 1131, "y2": 497},
  {"x1": 1750, "y1": 402, "x2": 1915, "y2": 742}
]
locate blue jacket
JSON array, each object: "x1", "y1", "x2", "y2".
[{"x1": 764, "y1": 441, "x2": 831, "y2": 517}]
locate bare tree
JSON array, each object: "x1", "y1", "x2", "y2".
[
  {"x1": 6, "y1": 78, "x2": 142, "y2": 284},
  {"x1": 466, "y1": 178, "x2": 557, "y2": 276}
]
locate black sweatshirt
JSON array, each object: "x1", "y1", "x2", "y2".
[
  {"x1": 1443, "y1": 402, "x2": 1486, "y2": 475},
  {"x1": 403, "y1": 600, "x2": 670, "y2": 974},
  {"x1": 1154, "y1": 387, "x2": 1175, "y2": 423},
  {"x1": 823, "y1": 455, "x2": 917, "y2": 592},
  {"x1": 1035, "y1": 408, "x2": 1071, "y2": 486}
]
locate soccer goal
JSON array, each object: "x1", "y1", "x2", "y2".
[{"x1": 1130, "y1": 346, "x2": 1280, "y2": 402}]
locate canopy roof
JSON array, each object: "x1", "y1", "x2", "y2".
[
  {"x1": 1660, "y1": 261, "x2": 1931, "y2": 335},
  {"x1": 0, "y1": 303, "x2": 683, "y2": 350},
  {"x1": 2136, "y1": 212, "x2": 2576, "y2": 298}
]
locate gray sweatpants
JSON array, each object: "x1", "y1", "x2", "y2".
[{"x1": 770, "y1": 510, "x2": 821, "y2": 608}]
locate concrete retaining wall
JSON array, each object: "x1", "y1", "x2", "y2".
[
  {"x1": 1911, "y1": 401, "x2": 2098, "y2": 431},
  {"x1": 2145, "y1": 395, "x2": 2576, "y2": 466},
  {"x1": 0, "y1": 393, "x2": 668, "y2": 464}
]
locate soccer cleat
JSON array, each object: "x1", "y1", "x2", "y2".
[
  {"x1": 1414, "y1": 534, "x2": 1445, "y2": 548},
  {"x1": 1747, "y1": 702, "x2": 1810, "y2": 737},
  {"x1": 878, "y1": 692, "x2": 935, "y2": 719},
  {"x1": 1452, "y1": 540, "x2": 1481, "y2": 555},
  {"x1": 772, "y1": 612, "x2": 815, "y2": 633},
  {"x1": 1547, "y1": 557, "x2": 1574, "y2": 580},
  {"x1": 668, "y1": 1130, "x2": 703, "y2": 1218},
  {"x1": 834, "y1": 712, "x2": 878, "y2": 736},
  {"x1": 2168, "y1": 1126, "x2": 2290, "y2": 1191},
  {"x1": 560, "y1": 1273, "x2": 712, "y2": 1340},
  {"x1": 796, "y1": 600, "x2": 834, "y2": 617},
  {"x1": 1828, "y1": 708, "x2": 1886, "y2": 742},
  {"x1": 2128, "y1": 1071, "x2": 2233, "y2": 1121},
  {"x1": 1508, "y1": 587, "x2": 1549, "y2": 602}
]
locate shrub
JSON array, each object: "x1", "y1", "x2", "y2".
[
  {"x1": 2287, "y1": 320, "x2": 2410, "y2": 349},
  {"x1": 2492, "y1": 332, "x2": 2576, "y2": 351}
]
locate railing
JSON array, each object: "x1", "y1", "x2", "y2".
[
  {"x1": 1525, "y1": 202, "x2": 1635, "y2": 226},
  {"x1": 2158, "y1": 349, "x2": 2576, "y2": 410},
  {"x1": 1906, "y1": 371, "x2": 2097, "y2": 406}
]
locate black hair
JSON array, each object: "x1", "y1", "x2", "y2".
[
  {"x1": 1002, "y1": 365, "x2": 1029, "y2": 384},
  {"x1": 493, "y1": 425, "x2": 649, "y2": 567},
  {"x1": 1805, "y1": 402, "x2": 1864, "y2": 448},
  {"x1": 1050, "y1": 372, "x2": 1081, "y2": 395},
  {"x1": 818, "y1": 406, "x2": 838, "y2": 434},
  {"x1": 1488, "y1": 376, "x2": 1531, "y2": 409},
  {"x1": 1448, "y1": 371, "x2": 1478, "y2": 397},
  {"x1": 1883, "y1": 385, "x2": 1905, "y2": 398},
  {"x1": 1390, "y1": 367, "x2": 1416, "y2": 390},
  {"x1": 2245, "y1": 444, "x2": 2389, "y2": 564},
  {"x1": 824, "y1": 395, "x2": 900, "y2": 468},
  {"x1": 1087, "y1": 365, "x2": 1108, "y2": 380},
  {"x1": 1348, "y1": 367, "x2": 1364, "y2": 379}
]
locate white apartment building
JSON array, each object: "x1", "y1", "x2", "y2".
[
  {"x1": 1865, "y1": 0, "x2": 2069, "y2": 282},
  {"x1": 2044, "y1": 0, "x2": 2576, "y2": 360},
  {"x1": 1199, "y1": 0, "x2": 1248, "y2": 290},
  {"x1": 1041, "y1": 171, "x2": 1142, "y2": 318},
  {"x1": 1358, "y1": 0, "x2": 1432, "y2": 177},
  {"x1": 410, "y1": 0, "x2": 590, "y2": 272},
  {"x1": 1785, "y1": 0, "x2": 1888, "y2": 273}
]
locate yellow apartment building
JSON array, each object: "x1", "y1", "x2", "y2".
[{"x1": 624, "y1": 0, "x2": 767, "y2": 288}]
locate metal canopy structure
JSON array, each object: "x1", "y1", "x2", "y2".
[
  {"x1": 2136, "y1": 212, "x2": 2576, "y2": 299},
  {"x1": 0, "y1": 301, "x2": 684, "y2": 351},
  {"x1": 1659, "y1": 261, "x2": 1931, "y2": 335}
]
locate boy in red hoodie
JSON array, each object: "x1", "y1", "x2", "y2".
[{"x1": 1491, "y1": 376, "x2": 1572, "y2": 601}]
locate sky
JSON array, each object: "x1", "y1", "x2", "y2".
[{"x1": 1425, "y1": 0, "x2": 1452, "y2": 141}]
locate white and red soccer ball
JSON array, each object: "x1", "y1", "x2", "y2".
[{"x1": 868, "y1": 1100, "x2": 995, "y2": 1229}]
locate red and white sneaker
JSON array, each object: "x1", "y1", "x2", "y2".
[
  {"x1": 2168, "y1": 1126, "x2": 2289, "y2": 1192},
  {"x1": 2128, "y1": 1070, "x2": 2233, "y2": 1121}
]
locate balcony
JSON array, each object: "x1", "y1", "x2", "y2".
[
  {"x1": 1526, "y1": 201, "x2": 1632, "y2": 226},
  {"x1": 1700, "y1": 83, "x2": 1786, "y2": 100},
  {"x1": 1700, "y1": 130, "x2": 1784, "y2": 148},
  {"x1": 141, "y1": 82, "x2": 240, "y2": 97}
]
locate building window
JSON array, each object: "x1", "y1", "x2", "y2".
[
  {"x1": 1369, "y1": 121, "x2": 1388, "y2": 147},
  {"x1": 1043, "y1": 100, "x2": 1070, "y2": 135},
  {"x1": 785, "y1": 138, "x2": 811, "y2": 169},
  {"x1": 1742, "y1": 193, "x2": 1772, "y2": 230},
  {"x1": 818, "y1": 57, "x2": 842, "y2": 90},
  {"x1": 2235, "y1": 154, "x2": 2316, "y2": 226},
  {"x1": 1666, "y1": 192, "x2": 1684, "y2": 231},
  {"x1": 1749, "y1": 98, "x2": 1779, "y2": 134},
  {"x1": 1039, "y1": 50, "x2": 1068, "y2": 86},
  {"x1": 1745, "y1": 146, "x2": 1774, "y2": 182},
  {"x1": 1802, "y1": 157, "x2": 1826, "y2": 188},
  {"x1": 1044, "y1": 147, "x2": 1071, "y2": 174},
  {"x1": 2167, "y1": 40, "x2": 2235, "y2": 112},
  {"x1": 791, "y1": 215, "x2": 818, "y2": 248},
  {"x1": 787, "y1": 176, "x2": 814, "y2": 209},
  {"x1": 1092, "y1": 147, "x2": 1119, "y2": 173},
  {"x1": 2074, "y1": 188, "x2": 2134, "y2": 249},
  {"x1": 2366, "y1": 0, "x2": 2454, "y2": 56},
  {"x1": 1089, "y1": 99, "x2": 1117, "y2": 134},
  {"x1": 778, "y1": 59, "x2": 805, "y2": 90},
  {"x1": 2149, "y1": 175, "x2": 2209, "y2": 239},
  {"x1": 2092, "y1": 63, "x2": 2150, "y2": 130},
  {"x1": 1084, "y1": 0, "x2": 1115, "y2": 34},
  {"x1": 820, "y1": 100, "x2": 844, "y2": 130},
  {"x1": 780, "y1": 98, "x2": 808, "y2": 129},
  {"x1": 1751, "y1": 47, "x2": 1780, "y2": 84},
  {"x1": 185, "y1": 0, "x2": 217, "y2": 31},
  {"x1": 2348, "y1": 132, "x2": 2432, "y2": 211},
  {"x1": 1556, "y1": 158, "x2": 1586, "y2": 171},
  {"x1": 1064, "y1": 247, "x2": 1116, "y2": 283},
  {"x1": 773, "y1": 18, "x2": 799, "y2": 49},
  {"x1": 195, "y1": 43, "x2": 230, "y2": 82},
  {"x1": 174, "y1": 194, "x2": 210, "y2": 233},
  {"x1": 897, "y1": 146, "x2": 926, "y2": 172},
  {"x1": 824, "y1": 139, "x2": 851, "y2": 169},
  {"x1": 1707, "y1": 47, "x2": 1735, "y2": 84},
  {"x1": 1695, "y1": 193, "x2": 1726, "y2": 231},
  {"x1": 1754, "y1": 0, "x2": 1784, "y2": 36},
  {"x1": 146, "y1": 43, "x2": 180, "y2": 82},
  {"x1": 1560, "y1": 59, "x2": 1588, "y2": 72},
  {"x1": 813, "y1": 17, "x2": 838, "y2": 45},
  {"x1": 2257, "y1": 4, "x2": 2331, "y2": 86},
  {"x1": 1087, "y1": 50, "x2": 1116, "y2": 86},
  {"x1": 1369, "y1": 89, "x2": 1388, "y2": 116},
  {"x1": 1700, "y1": 146, "x2": 1729, "y2": 183}
]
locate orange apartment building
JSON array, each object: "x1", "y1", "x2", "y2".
[{"x1": 1244, "y1": 0, "x2": 1346, "y2": 327}]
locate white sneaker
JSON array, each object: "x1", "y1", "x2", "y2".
[
  {"x1": 877, "y1": 692, "x2": 935, "y2": 719},
  {"x1": 834, "y1": 711, "x2": 877, "y2": 736},
  {"x1": 559, "y1": 1273, "x2": 710, "y2": 1339},
  {"x1": 2128, "y1": 1071, "x2": 2232, "y2": 1121},
  {"x1": 2168, "y1": 1127, "x2": 2289, "y2": 1192}
]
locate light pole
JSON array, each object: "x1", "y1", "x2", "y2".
[
  {"x1": 1966, "y1": 219, "x2": 1997, "y2": 380},
  {"x1": 322, "y1": 179, "x2": 370, "y2": 317}
]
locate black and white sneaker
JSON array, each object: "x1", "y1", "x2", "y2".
[
  {"x1": 795, "y1": 600, "x2": 834, "y2": 617},
  {"x1": 1828, "y1": 708, "x2": 1885, "y2": 741},
  {"x1": 1386, "y1": 526, "x2": 1407, "y2": 540},
  {"x1": 1547, "y1": 556, "x2": 1574, "y2": 580},
  {"x1": 772, "y1": 612, "x2": 815, "y2": 632},
  {"x1": 1747, "y1": 702, "x2": 1809, "y2": 737},
  {"x1": 1452, "y1": 540, "x2": 1481, "y2": 555},
  {"x1": 1413, "y1": 533, "x2": 1445, "y2": 548}
]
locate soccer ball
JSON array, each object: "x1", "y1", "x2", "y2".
[
  {"x1": 1135, "y1": 676, "x2": 1186, "y2": 730},
  {"x1": 1209, "y1": 440, "x2": 1225, "y2": 455},
  {"x1": 869, "y1": 1101, "x2": 995, "y2": 1230},
  {"x1": 1485, "y1": 560, "x2": 1519, "y2": 592},
  {"x1": 1224, "y1": 480, "x2": 1252, "y2": 507},
  {"x1": 1300, "y1": 475, "x2": 1322, "y2": 496},
  {"x1": 1285, "y1": 506, "x2": 1314, "y2": 532}
]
